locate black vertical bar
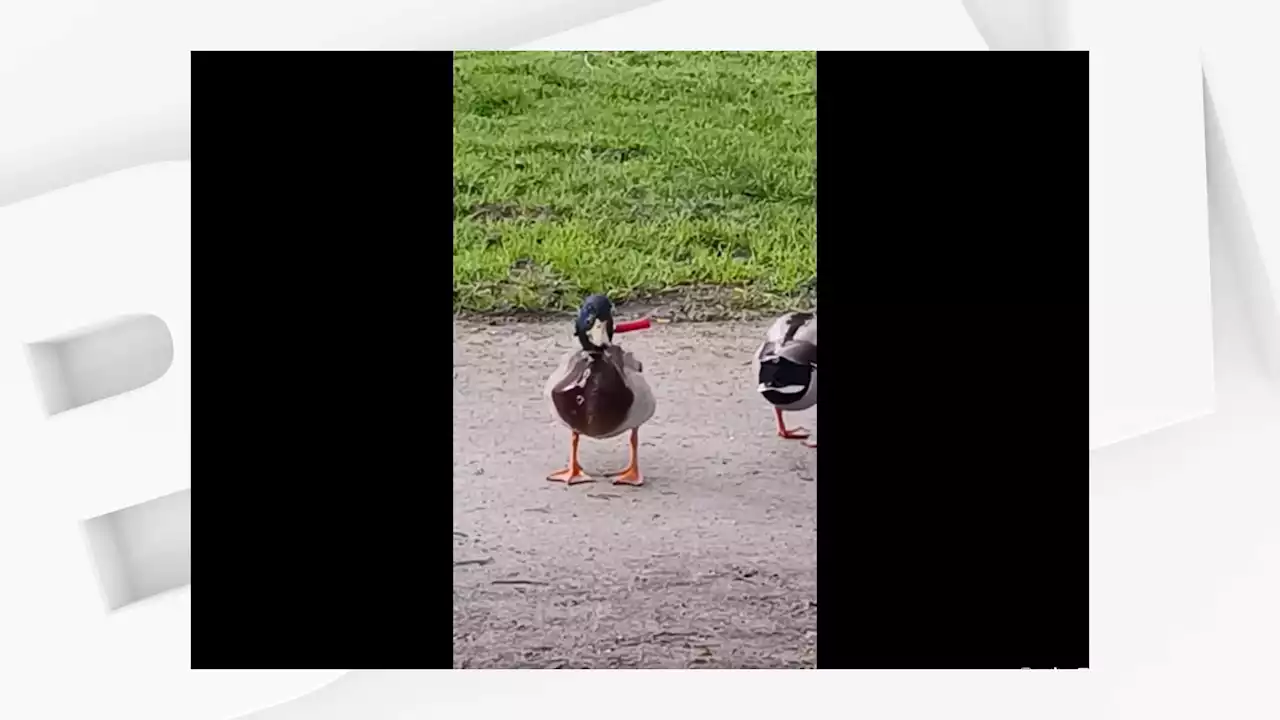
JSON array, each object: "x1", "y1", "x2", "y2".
[
  {"x1": 192, "y1": 50, "x2": 455, "y2": 669},
  {"x1": 817, "y1": 50, "x2": 1089, "y2": 669}
]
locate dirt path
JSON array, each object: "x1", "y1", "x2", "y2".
[{"x1": 453, "y1": 319, "x2": 817, "y2": 669}]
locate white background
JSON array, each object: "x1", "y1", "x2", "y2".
[
  {"x1": 0, "y1": 162, "x2": 345, "y2": 718},
  {"x1": 2, "y1": 0, "x2": 1280, "y2": 718},
  {"x1": 1087, "y1": 46, "x2": 1215, "y2": 450}
]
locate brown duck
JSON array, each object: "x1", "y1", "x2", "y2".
[{"x1": 543, "y1": 294, "x2": 656, "y2": 486}]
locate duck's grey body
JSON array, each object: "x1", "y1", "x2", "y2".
[
  {"x1": 754, "y1": 311, "x2": 817, "y2": 411},
  {"x1": 545, "y1": 345, "x2": 656, "y2": 439}
]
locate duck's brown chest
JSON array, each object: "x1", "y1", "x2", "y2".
[{"x1": 551, "y1": 355, "x2": 634, "y2": 438}]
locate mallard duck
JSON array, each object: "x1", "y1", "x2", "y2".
[
  {"x1": 754, "y1": 311, "x2": 817, "y2": 448},
  {"x1": 544, "y1": 294, "x2": 656, "y2": 486}
]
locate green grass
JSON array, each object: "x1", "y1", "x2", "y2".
[{"x1": 453, "y1": 51, "x2": 817, "y2": 317}]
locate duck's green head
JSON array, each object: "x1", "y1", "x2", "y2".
[{"x1": 575, "y1": 294, "x2": 615, "y2": 352}]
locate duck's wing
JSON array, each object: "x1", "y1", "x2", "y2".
[
  {"x1": 754, "y1": 340, "x2": 773, "y2": 363},
  {"x1": 609, "y1": 348, "x2": 655, "y2": 430},
  {"x1": 792, "y1": 313, "x2": 816, "y2": 347},
  {"x1": 757, "y1": 315, "x2": 788, "y2": 361},
  {"x1": 544, "y1": 349, "x2": 592, "y2": 401},
  {"x1": 763, "y1": 314, "x2": 792, "y2": 345},
  {"x1": 758, "y1": 312, "x2": 816, "y2": 361},
  {"x1": 619, "y1": 366, "x2": 656, "y2": 431},
  {"x1": 598, "y1": 346, "x2": 654, "y2": 432},
  {"x1": 777, "y1": 340, "x2": 817, "y2": 368}
]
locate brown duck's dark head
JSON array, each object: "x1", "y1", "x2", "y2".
[{"x1": 574, "y1": 294, "x2": 615, "y2": 352}]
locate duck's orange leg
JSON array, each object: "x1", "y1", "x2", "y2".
[
  {"x1": 775, "y1": 407, "x2": 810, "y2": 440},
  {"x1": 605, "y1": 429, "x2": 644, "y2": 486},
  {"x1": 547, "y1": 432, "x2": 595, "y2": 485}
]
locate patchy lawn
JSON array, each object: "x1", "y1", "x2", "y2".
[{"x1": 454, "y1": 51, "x2": 816, "y2": 318}]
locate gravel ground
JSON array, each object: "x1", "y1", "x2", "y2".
[{"x1": 453, "y1": 319, "x2": 817, "y2": 668}]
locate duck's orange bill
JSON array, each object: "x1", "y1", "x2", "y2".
[{"x1": 615, "y1": 318, "x2": 652, "y2": 333}]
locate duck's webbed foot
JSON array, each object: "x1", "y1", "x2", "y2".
[
  {"x1": 604, "y1": 429, "x2": 644, "y2": 486},
  {"x1": 547, "y1": 467, "x2": 596, "y2": 485},
  {"x1": 774, "y1": 408, "x2": 810, "y2": 439},
  {"x1": 547, "y1": 432, "x2": 596, "y2": 485}
]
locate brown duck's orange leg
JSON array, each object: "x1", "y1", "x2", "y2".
[
  {"x1": 547, "y1": 432, "x2": 595, "y2": 485},
  {"x1": 775, "y1": 407, "x2": 810, "y2": 440},
  {"x1": 606, "y1": 429, "x2": 644, "y2": 486}
]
